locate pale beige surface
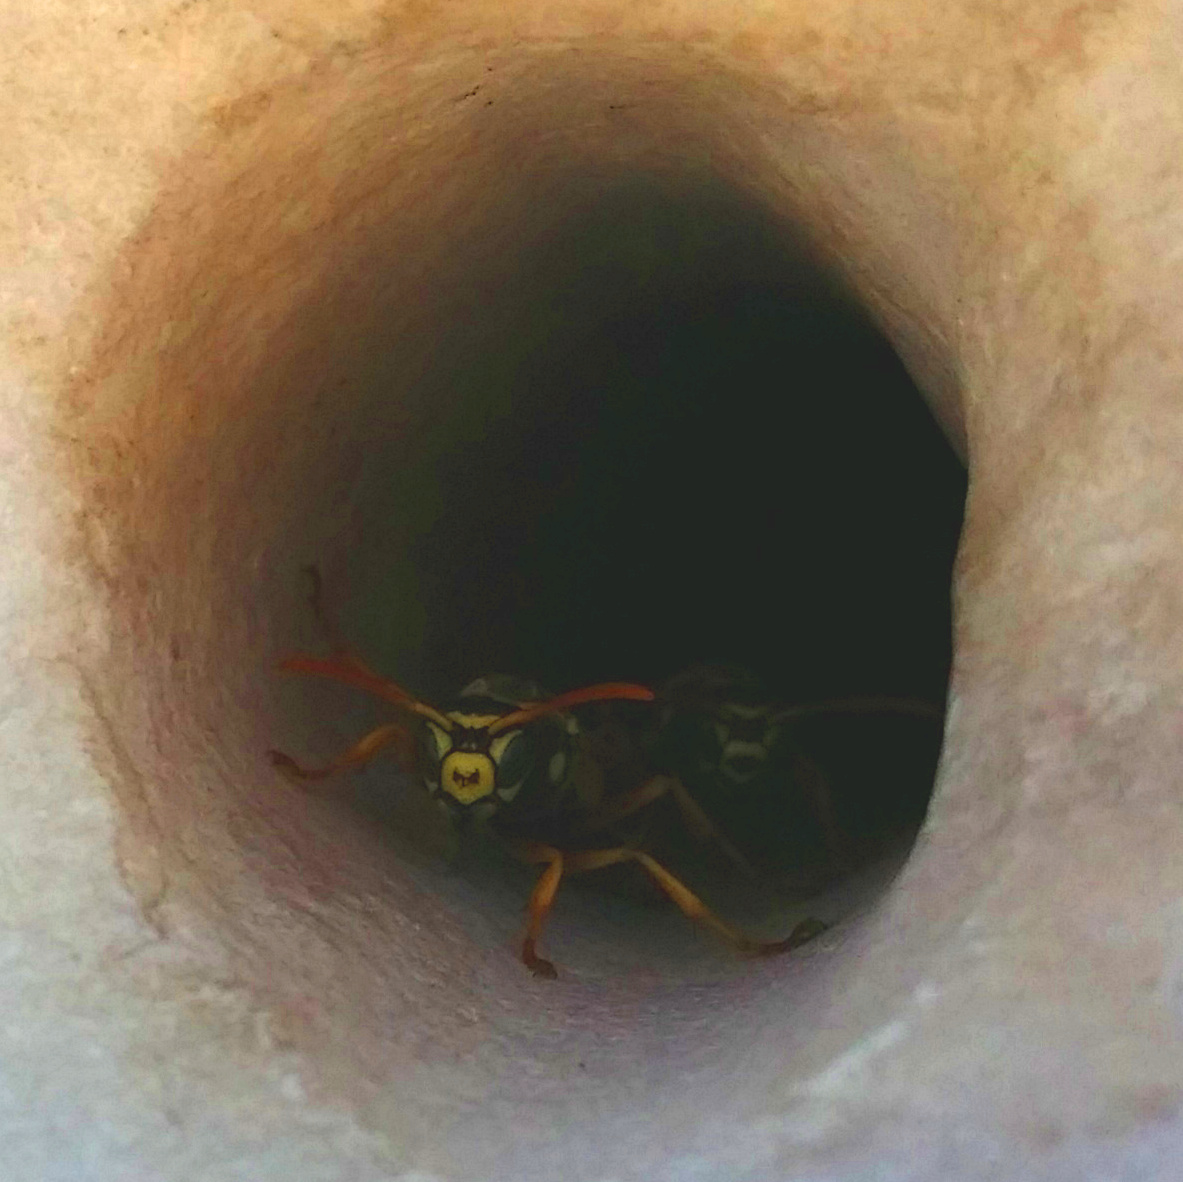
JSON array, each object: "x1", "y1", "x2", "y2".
[{"x1": 3, "y1": 1, "x2": 1183, "y2": 1179}]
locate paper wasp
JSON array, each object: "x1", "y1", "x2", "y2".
[
  {"x1": 269, "y1": 578, "x2": 825, "y2": 978},
  {"x1": 648, "y1": 664, "x2": 943, "y2": 885}
]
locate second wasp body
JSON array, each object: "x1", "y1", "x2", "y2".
[{"x1": 647, "y1": 664, "x2": 943, "y2": 887}]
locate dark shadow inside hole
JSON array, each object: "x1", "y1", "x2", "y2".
[{"x1": 342, "y1": 175, "x2": 965, "y2": 919}]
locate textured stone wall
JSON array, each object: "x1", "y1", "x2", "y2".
[{"x1": 3, "y1": 2, "x2": 1182, "y2": 1179}]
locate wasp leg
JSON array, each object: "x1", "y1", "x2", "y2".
[
  {"x1": 514, "y1": 842, "x2": 565, "y2": 979},
  {"x1": 790, "y1": 748, "x2": 857, "y2": 871},
  {"x1": 583, "y1": 775, "x2": 758, "y2": 879},
  {"x1": 268, "y1": 721, "x2": 417, "y2": 781},
  {"x1": 564, "y1": 846, "x2": 826, "y2": 957},
  {"x1": 775, "y1": 696, "x2": 942, "y2": 723}
]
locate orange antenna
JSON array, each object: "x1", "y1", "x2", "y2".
[
  {"x1": 395, "y1": 697, "x2": 457, "y2": 731},
  {"x1": 489, "y1": 682, "x2": 654, "y2": 734},
  {"x1": 277, "y1": 655, "x2": 454, "y2": 731}
]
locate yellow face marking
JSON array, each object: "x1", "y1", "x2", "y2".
[{"x1": 441, "y1": 751, "x2": 496, "y2": 804}]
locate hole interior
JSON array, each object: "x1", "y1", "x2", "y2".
[
  {"x1": 340, "y1": 174, "x2": 965, "y2": 915},
  {"x1": 68, "y1": 48, "x2": 967, "y2": 1178}
]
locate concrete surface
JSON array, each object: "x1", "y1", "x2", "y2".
[{"x1": 3, "y1": 1, "x2": 1183, "y2": 1179}]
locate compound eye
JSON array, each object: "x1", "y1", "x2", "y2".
[
  {"x1": 425, "y1": 721, "x2": 453, "y2": 762},
  {"x1": 547, "y1": 749, "x2": 567, "y2": 787},
  {"x1": 490, "y1": 730, "x2": 531, "y2": 802},
  {"x1": 419, "y1": 721, "x2": 453, "y2": 793},
  {"x1": 440, "y1": 752, "x2": 496, "y2": 804}
]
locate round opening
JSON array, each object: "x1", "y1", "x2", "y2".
[
  {"x1": 323, "y1": 175, "x2": 964, "y2": 929},
  {"x1": 69, "y1": 54, "x2": 967, "y2": 1179}
]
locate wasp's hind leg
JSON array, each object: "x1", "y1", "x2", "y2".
[
  {"x1": 268, "y1": 721, "x2": 417, "y2": 782},
  {"x1": 789, "y1": 747, "x2": 859, "y2": 875},
  {"x1": 583, "y1": 775, "x2": 758, "y2": 879},
  {"x1": 565, "y1": 846, "x2": 826, "y2": 957}
]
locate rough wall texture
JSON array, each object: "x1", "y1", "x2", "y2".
[{"x1": 3, "y1": 1, "x2": 1183, "y2": 1179}]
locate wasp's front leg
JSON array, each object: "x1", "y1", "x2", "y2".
[
  {"x1": 513, "y1": 841, "x2": 566, "y2": 979},
  {"x1": 269, "y1": 720, "x2": 418, "y2": 781}
]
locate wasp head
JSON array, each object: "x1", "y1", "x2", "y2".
[
  {"x1": 423, "y1": 710, "x2": 532, "y2": 816},
  {"x1": 657, "y1": 665, "x2": 778, "y2": 785},
  {"x1": 713, "y1": 701, "x2": 781, "y2": 784},
  {"x1": 419, "y1": 678, "x2": 655, "y2": 823}
]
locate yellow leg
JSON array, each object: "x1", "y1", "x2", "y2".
[
  {"x1": 514, "y1": 842, "x2": 565, "y2": 979},
  {"x1": 584, "y1": 775, "x2": 758, "y2": 878},
  {"x1": 564, "y1": 846, "x2": 826, "y2": 956},
  {"x1": 268, "y1": 721, "x2": 416, "y2": 781}
]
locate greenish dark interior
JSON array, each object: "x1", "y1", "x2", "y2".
[{"x1": 329, "y1": 175, "x2": 966, "y2": 887}]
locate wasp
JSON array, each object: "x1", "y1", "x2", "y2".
[
  {"x1": 647, "y1": 664, "x2": 943, "y2": 886},
  {"x1": 269, "y1": 587, "x2": 824, "y2": 977}
]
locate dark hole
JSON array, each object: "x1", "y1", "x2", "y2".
[{"x1": 346, "y1": 175, "x2": 966, "y2": 909}]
